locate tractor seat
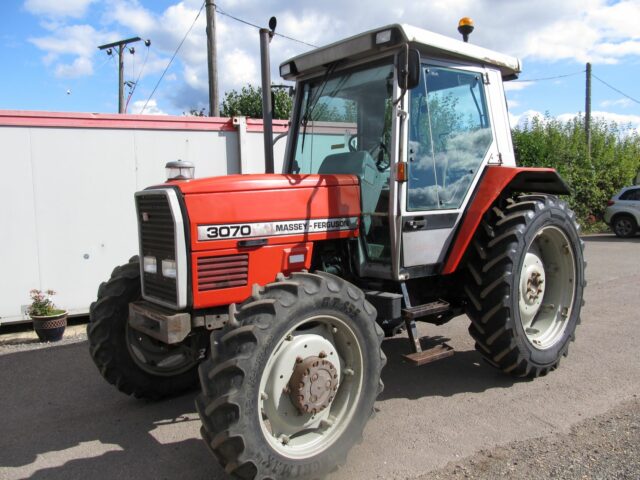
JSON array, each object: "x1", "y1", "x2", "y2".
[{"x1": 318, "y1": 151, "x2": 384, "y2": 234}]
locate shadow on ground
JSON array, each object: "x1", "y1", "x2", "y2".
[
  {"x1": 0, "y1": 333, "x2": 520, "y2": 479},
  {"x1": 0, "y1": 341, "x2": 218, "y2": 480},
  {"x1": 378, "y1": 336, "x2": 518, "y2": 401}
]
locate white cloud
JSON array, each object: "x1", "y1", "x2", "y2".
[
  {"x1": 509, "y1": 109, "x2": 546, "y2": 129},
  {"x1": 29, "y1": 24, "x2": 118, "y2": 78},
  {"x1": 504, "y1": 81, "x2": 534, "y2": 92},
  {"x1": 129, "y1": 99, "x2": 167, "y2": 115},
  {"x1": 568, "y1": 110, "x2": 640, "y2": 131},
  {"x1": 600, "y1": 98, "x2": 633, "y2": 109},
  {"x1": 509, "y1": 110, "x2": 640, "y2": 134},
  {"x1": 55, "y1": 56, "x2": 93, "y2": 77},
  {"x1": 23, "y1": 0, "x2": 640, "y2": 114},
  {"x1": 24, "y1": 0, "x2": 96, "y2": 18}
]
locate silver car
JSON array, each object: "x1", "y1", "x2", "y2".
[{"x1": 604, "y1": 186, "x2": 640, "y2": 237}]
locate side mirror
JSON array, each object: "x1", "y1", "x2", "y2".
[{"x1": 396, "y1": 47, "x2": 421, "y2": 90}]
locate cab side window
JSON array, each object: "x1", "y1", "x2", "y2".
[{"x1": 407, "y1": 67, "x2": 493, "y2": 210}]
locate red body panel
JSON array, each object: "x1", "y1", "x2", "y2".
[
  {"x1": 180, "y1": 174, "x2": 361, "y2": 308},
  {"x1": 441, "y1": 166, "x2": 558, "y2": 274}
]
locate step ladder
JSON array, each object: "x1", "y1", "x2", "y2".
[{"x1": 400, "y1": 284, "x2": 455, "y2": 366}]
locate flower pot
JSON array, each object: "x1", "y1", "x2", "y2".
[{"x1": 31, "y1": 311, "x2": 68, "y2": 342}]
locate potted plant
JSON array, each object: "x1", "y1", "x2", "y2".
[{"x1": 28, "y1": 289, "x2": 67, "y2": 342}]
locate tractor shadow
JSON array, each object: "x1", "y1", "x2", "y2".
[
  {"x1": 378, "y1": 335, "x2": 520, "y2": 401},
  {"x1": 0, "y1": 341, "x2": 222, "y2": 480},
  {"x1": 0, "y1": 335, "x2": 519, "y2": 479}
]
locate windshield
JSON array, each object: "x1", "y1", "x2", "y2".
[{"x1": 291, "y1": 62, "x2": 394, "y2": 175}]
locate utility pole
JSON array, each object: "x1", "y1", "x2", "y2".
[
  {"x1": 98, "y1": 37, "x2": 142, "y2": 113},
  {"x1": 205, "y1": 1, "x2": 219, "y2": 117},
  {"x1": 585, "y1": 62, "x2": 592, "y2": 159}
]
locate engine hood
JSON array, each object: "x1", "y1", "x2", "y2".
[{"x1": 174, "y1": 173, "x2": 359, "y2": 195}]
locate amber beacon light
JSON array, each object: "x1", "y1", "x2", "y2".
[{"x1": 458, "y1": 17, "x2": 474, "y2": 42}]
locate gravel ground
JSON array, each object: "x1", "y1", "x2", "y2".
[
  {"x1": 425, "y1": 397, "x2": 640, "y2": 480},
  {"x1": 0, "y1": 323, "x2": 87, "y2": 356}
]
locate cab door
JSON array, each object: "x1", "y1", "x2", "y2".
[{"x1": 400, "y1": 64, "x2": 498, "y2": 274}]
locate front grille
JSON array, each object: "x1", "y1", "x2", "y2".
[
  {"x1": 136, "y1": 192, "x2": 177, "y2": 305},
  {"x1": 198, "y1": 254, "x2": 249, "y2": 291}
]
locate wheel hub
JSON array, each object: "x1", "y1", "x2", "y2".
[
  {"x1": 288, "y1": 354, "x2": 338, "y2": 414},
  {"x1": 519, "y1": 251, "x2": 547, "y2": 330},
  {"x1": 524, "y1": 267, "x2": 545, "y2": 304}
]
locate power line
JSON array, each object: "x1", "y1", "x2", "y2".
[
  {"x1": 592, "y1": 73, "x2": 640, "y2": 105},
  {"x1": 141, "y1": 1, "x2": 205, "y2": 114},
  {"x1": 125, "y1": 44, "x2": 151, "y2": 113},
  {"x1": 514, "y1": 70, "x2": 584, "y2": 82},
  {"x1": 215, "y1": 6, "x2": 318, "y2": 48}
]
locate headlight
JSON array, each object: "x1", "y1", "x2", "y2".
[
  {"x1": 143, "y1": 256, "x2": 157, "y2": 274},
  {"x1": 162, "y1": 259, "x2": 177, "y2": 278}
]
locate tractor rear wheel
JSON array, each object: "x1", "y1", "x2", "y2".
[
  {"x1": 88, "y1": 257, "x2": 202, "y2": 399},
  {"x1": 196, "y1": 271, "x2": 385, "y2": 479},
  {"x1": 464, "y1": 195, "x2": 585, "y2": 377}
]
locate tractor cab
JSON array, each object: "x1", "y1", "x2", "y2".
[{"x1": 280, "y1": 24, "x2": 521, "y2": 281}]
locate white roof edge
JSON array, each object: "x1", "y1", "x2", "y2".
[
  {"x1": 281, "y1": 23, "x2": 521, "y2": 78},
  {"x1": 399, "y1": 24, "x2": 521, "y2": 75}
]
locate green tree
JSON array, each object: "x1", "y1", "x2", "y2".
[
  {"x1": 220, "y1": 84, "x2": 292, "y2": 119},
  {"x1": 512, "y1": 114, "x2": 640, "y2": 229}
]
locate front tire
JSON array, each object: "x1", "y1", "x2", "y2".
[
  {"x1": 88, "y1": 258, "x2": 201, "y2": 399},
  {"x1": 464, "y1": 195, "x2": 586, "y2": 377},
  {"x1": 196, "y1": 271, "x2": 385, "y2": 479}
]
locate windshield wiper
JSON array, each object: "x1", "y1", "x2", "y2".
[{"x1": 300, "y1": 62, "x2": 338, "y2": 153}]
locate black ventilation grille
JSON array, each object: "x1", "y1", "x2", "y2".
[{"x1": 136, "y1": 193, "x2": 177, "y2": 305}]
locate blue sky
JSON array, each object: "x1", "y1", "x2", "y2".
[{"x1": 1, "y1": 0, "x2": 639, "y2": 130}]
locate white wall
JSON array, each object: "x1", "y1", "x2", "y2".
[{"x1": 0, "y1": 122, "x2": 286, "y2": 324}]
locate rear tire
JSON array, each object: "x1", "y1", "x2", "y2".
[
  {"x1": 612, "y1": 214, "x2": 637, "y2": 238},
  {"x1": 88, "y1": 257, "x2": 201, "y2": 399},
  {"x1": 196, "y1": 271, "x2": 385, "y2": 479},
  {"x1": 464, "y1": 195, "x2": 586, "y2": 377}
]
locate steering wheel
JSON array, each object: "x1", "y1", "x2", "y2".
[{"x1": 348, "y1": 134, "x2": 389, "y2": 172}]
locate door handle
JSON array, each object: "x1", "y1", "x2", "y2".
[{"x1": 406, "y1": 219, "x2": 426, "y2": 230}]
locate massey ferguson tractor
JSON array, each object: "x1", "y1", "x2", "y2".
[{"x1": 88, "y1": 20, "x2": 585, "y2": 480}]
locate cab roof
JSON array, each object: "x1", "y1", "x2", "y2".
[{"x1": 280, "y1": 23, "x2": 521, "y2": 80}]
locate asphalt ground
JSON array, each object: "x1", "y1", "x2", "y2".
[{"x1": 0, "y1": 234, "x2": 638, "y2": 479}]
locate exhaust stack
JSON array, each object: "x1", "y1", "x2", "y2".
[{"x1": 259, "y1": 17, "x2": 277, "y2": 174}]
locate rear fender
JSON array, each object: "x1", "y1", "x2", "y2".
[{"x1": 441, "y1": 166, "x2": 569, "y2": 274}]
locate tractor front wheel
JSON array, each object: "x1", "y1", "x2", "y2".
[
  {"x1": 88, "y1": 257, "x2": 202, "y2": 399},
  {"x1": 196, "y1": 271, "x2": 385, "y2": 479},
  {"x1": 464, "y1": 195, "x2": 586, "y2": 377}
]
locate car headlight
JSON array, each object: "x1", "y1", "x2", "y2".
[
  {"x1": 143, "y1": 256, "x2": 157, "y2": 274},
  {"x1": 162, "y1": 259, "x2": 177, "y2": 279}
]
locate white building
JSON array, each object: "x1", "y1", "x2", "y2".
[{"x1": 0, "y1": 110, "x2": 288, "y2": 324}]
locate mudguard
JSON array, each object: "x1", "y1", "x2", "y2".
[{"x1": 441, "y1": 166, "x2": 570, "y2": 274}]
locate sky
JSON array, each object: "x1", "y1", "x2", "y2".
[{"x1": 1, "y1": 0, "x2": 640, "y2": 130}]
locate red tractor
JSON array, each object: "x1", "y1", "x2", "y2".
[{"x1": 88, "y1": 21, "x2": 585, "y2": 480}]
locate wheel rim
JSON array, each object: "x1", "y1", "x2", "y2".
[
  {"x1": 126, "y1": 325, "x2": 200, "y2": 377},
  {"x1": 615, "y1": 218, "x2": 633, "y2": 236},
  {"x1": 518, "y1": 226, "x2": 577, "y2": 350},
  {"x1": 258, "y1": 315, "x2": 363, "y2": 460}
]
